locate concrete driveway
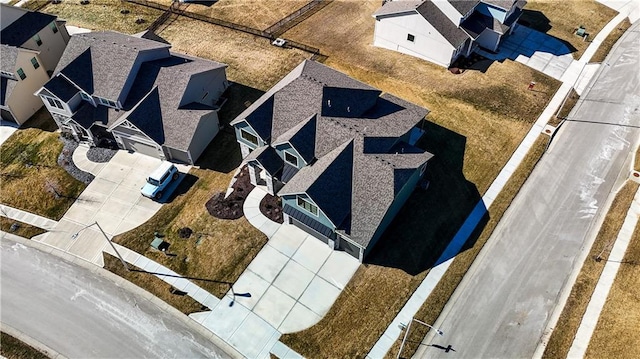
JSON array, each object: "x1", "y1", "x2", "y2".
[
  {"x1": 477, "y1": 24, "x2": 575, "y2": 80},
  {"x1": 0, "y1": 120, "x2": 19, "y2": 147},
  {"x1": 37, "y1": 150, "x2": 190, "y2": 263}
]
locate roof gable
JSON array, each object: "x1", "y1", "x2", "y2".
[{"x1": 122, "y1": 86, "x2": 165, "y2": 144}]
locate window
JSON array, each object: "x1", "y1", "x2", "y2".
[
  {"x1": 98, "y1": 97, "x2": 117, "y2": 108},
  {"x1": 31, "y1": 57, "x2": 40, "y2": 69},
  {"x1": 407, "y1": 34, "x2": 415, "y2": 42},
  {"x1": 80, "y1": 92, "x2": 91, "y2": 101},
  {"x1": 45, "y1": 96, "x2": 64, "y2": 110},
  {"x1": 420, "y1": 163, "x2": 427, "y2": 176},
  {"x1": 49, "y1": 22, "x2": 58, "y2": 34},
  {"x1": 297, "y1": 196, "x2": 318, "y2": 216},
  {"x1": 33, "y1": 34, "x2": 42, "y2": 46},
  {"x1": 240, "y1": 128, "x2": 259, "y2": 146},
  {"x1": 108, "y1": 100, "x2": 117, "y2": 107},
  {"x1": 16, "y1": 68, "x2": 26, "y2": 80},
  {"x1": 284, "y1": 151, "x2": 298, "y2": 167}
]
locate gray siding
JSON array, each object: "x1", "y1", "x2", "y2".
[
  {"x1": 234, "y1": 121, "x2": 265, "y2": 149},
  {"x1": 274, "y1": 142, "x2": 306, "y2": 168},
  {"x1": 281, "y1": 193, "x2": 336, "y2": 230},
  {"x1": 181, "y1": 68, "x2": 228, "y2": 108}
]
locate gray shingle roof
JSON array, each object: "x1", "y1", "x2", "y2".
[
  {"x1": 449, "y1": 0, "x2": 480, "y2": 15},
  {"x1": 245, "y1": 145, "x2": 283, "y2": 176},
  {"x1": 373, "y1": 1, "x2": 421, "y2": 17},
  {"x1": 416, "y1": 1, "x2": 470, "y2": 47},
  {"x1": 0, "y1": 45, "x2": 20, "y2": 74},
  {"x1": 0, "y1": 6, "x2": 56, "y2": 47},
  {"x1": 54, "y1": 31, "x2": 171, "y2": 101},
  {"x1": 113, "y1": 53, "x2": 226, "y2": 151},
  {"x1": 43, "y1": 75, "x2": 79, "y2": 102},
  {"x1": 256, "y1": 60, "x2": 432, "y2": 248},
  {"x1": 482, "y1": 0, "x2": 516, "y2": 11}
]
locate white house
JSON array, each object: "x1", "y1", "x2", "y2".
[
  {"x1": 372, "y1": 0, "x2": 526, "y2": 68},
  {"x1": 1, "y1": 4, "x2": 70, "y2": 124}
]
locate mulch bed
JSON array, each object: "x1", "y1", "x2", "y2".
[
  {"x1": 58, "y1": 135, "x2": 94, "y2": 184},
  {"x1": 205, "y1": 166, "x2": 254, "y2": 220},
  {"x1": 260, "y1": 193, "x2": 283, "y2": 224}
]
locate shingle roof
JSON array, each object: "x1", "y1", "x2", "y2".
[
  {"x1": 245, "y1": 145, "x2": 283, "y2": 176},
  {"x1": 482, "y1": 0, "x2": 516, "y2": 11},
  {"x1": 0, "y1": 45, "x2": 20, "y2": 73},
  {"x1": 113, "y1": 53, "x2": 226, "y2": 151},
  {"x1": 0, "y1": 6, "x2": 56, "y2": 47},
  {"x1": 274, "y1": 113, "x2": 317, "y2": 163},
  {"x1": 449, "y1": 0, "x2": 480, "y2": 15},
  {"x1": 259, "y1": 60, "x2": 432, "y2": 248},
  {"x1": 43, "y1": 75, "x2": 79, "y2": 102},
  {"x1": 372, "y1": 1, "x2": 421, "y2": 17},
  {"x1": 461, "y1": 10, "x2": 510, "y2": 38},
  {"x1": 54, "y1": 31, "x2": 170, "y2": 101},
  {"x1": 416, "y1": 1, "x2": 470, "y2": 46}
]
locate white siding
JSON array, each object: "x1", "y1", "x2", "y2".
[
  {"x1": 187, "y1": 111, "x2": 221, "y2": 164},
  {"x1": 20, "y1": 23, "x2": 69, "y2": 73},
  {"x1": 373, "y1": 12, "x2": 456, "y2": 67},
  {"x1": 181, "y1": 68, "x2": 228, "y2": 108},
  {"x1": 432, "y1": 0, "x2": 463, "y2": 25}
]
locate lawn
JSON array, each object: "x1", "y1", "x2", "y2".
[
  {"x1": 0, "y1": 111, "x2": 86, "y2": 221},
  {"x1": 278, "y1": 1, "x2": 561, "y2": 357},
  {"x1": 111, "y1": 129, "x2": 268, "y2": 299},
  {"x1": 585, "y1": 212, "x2": 640, "y2": 359},
  {"x1": 541, "y1": 181, "x2": 640, "y2": 359},
  {"x1": 519, "y1": 0, "x2": 618, "y2": 60},
  {"x1": 0, "y1": 218, "x2": 46, "y2": 239},
  {"x1": 590, "y1": 17, "x2": 632, "y2": 63},
  {"x1": 149, "y1": 0, "x2": 308, "y2": 30},
  {"x1": 25, "y1": 0, "x2": 164, "y2": 34},
  {"x1": 0, "y1": 332, "x2": 48, "y2": 359}
]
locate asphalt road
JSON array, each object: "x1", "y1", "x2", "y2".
[
  {"x1": 0, "y1": 236, "x2": 231, "y2": 359},
  {"x1": 415, "y1": 24, "x2": 640, "y2": 358}
]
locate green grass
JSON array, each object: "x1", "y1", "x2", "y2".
[
  {"x1": 0, "y1": 332, "x2": 48, "y2": 359},
  {"x1": 0, "y1": 112, "x2": 86, "y2": 220},
  {"x1": 0, "y1": 218, "x2": 46, "y2": 239},
  {"x1": 542, "y1": 181, "x2": 640, "y2": 359}
]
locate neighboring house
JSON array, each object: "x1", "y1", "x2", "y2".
[
  {"x1": 1, "y1": 4, "x2": 70, "y2": 125},
  {"x1": 35, "y1": 31, "x2": 229, "y2": 165},
  {"x1": 372, "y1": 0, "x2": 526, "y2": 67},
  {"x1": 231, "y1": 60, "x2": 433, "y2": 261}
]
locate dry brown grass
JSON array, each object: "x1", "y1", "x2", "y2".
[
  {"x1": 520, "y1": 0, "x2": 618, "y2": 59},
  {"x1": 585, "y1": 212, "x2": 640, "y2": 359},
  {"x1": 591, "y1": 17, "x2": 632, "y2": 63},
  {"x1": 552, "y1": 88, "x2": 580, "y2": 126},
  {"x1": 158, "y1": 17, "x2": 310, "y2": 91},
  {"x1": 635, "y1": 145, "x2": 640, "y2": 172},
  {"x1": 112, "y1": 132, "x2": 268, "y2": 299},
  {"x1": 0, "y1": 332, "x2": 48, "y2": 359},
  {"x1": 103, "y1": 254, "x2": 204, "y2": 314},
  {"x1": 26, "y1": 0, "x2": 164, "y2": 34},
  {"x1": 0, "y1": 218, "x2": 46, "y2": 239},
  {"x1": 542, "y1": 181, "x2": 639, "y2": 359},
  {"x1": 151, "y1": 0, "x2": 307, "y2": 30},
  {"x1": 0, "y1": 128, "x2": 86, "y2": 220}
]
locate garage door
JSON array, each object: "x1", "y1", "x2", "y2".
[
  {"x1": 121, "y1": 137, "x2": 161, "y2": 158},
  {"x1": 1, "y1": 109, "x2": 16, "y2": 123}
]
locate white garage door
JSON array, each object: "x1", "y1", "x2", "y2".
[{"x1": 121, "y1": 137, "x2": 161, "y2": 158}]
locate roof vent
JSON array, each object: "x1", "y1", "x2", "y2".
[
  {"x1": 347, "y1": 106, "x2": 350, "y2": 112},
  {"x1": 327, "y1": 99, "x2": 331, "y2": 107}
]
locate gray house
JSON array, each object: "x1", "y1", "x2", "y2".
[
  {"x1": 35, "y1": 31, "x2": 229, "y2": 165},
  {"x1": 231, "y1": 60, "x2": 433, "y2": 261}
]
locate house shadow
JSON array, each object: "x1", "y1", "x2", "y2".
[
  {"x1": 196, "y1": 82, "x2": 264, "y2": 173},
  {"x1": 518, "y1": 10, "x2": 552, "y2": 34},
  {"x1": 165, "y1": 172, "x2": 199, "y2": 201},
  {"x1": 365, "y1": 121, "x2": 486, "y2": 275}
]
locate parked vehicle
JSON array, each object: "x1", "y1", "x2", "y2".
[{"x1": 141, "y1": 162, "x2": 179, "y2": 200}]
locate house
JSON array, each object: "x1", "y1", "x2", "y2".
[
  {"x1": 35, "y1": 31, "x2": 229, "y2": 165},
  {"x1": 231, "y1": 60, "x2": 433, "y2": 261},
  {"x1": 372, "y1": 0, "x2": 526, "y2": 67},
  {"x1": 1, "y1": 4, "x2": 70, "y2": 124}
]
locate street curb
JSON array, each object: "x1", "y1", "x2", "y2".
[
  {"x1": 0, "y1": 232, "x2": 244, "y2": 359},
  {"x1": 0, "y1": 322, "x2": 67, "y2": 359}
]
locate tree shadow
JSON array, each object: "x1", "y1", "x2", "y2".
[
  {"x1": 196, "y1": 82, "x2": 264, "y2": 173},
  {"x1": 365, "y1": 122, "x2": 486, "y2": 275}
]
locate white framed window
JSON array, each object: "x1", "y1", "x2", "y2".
[
  {"x1": 240, "y1": 128, "x2": 259, "y2": 146},
  {"x1": 98, "y1": 97, "x2": 117, "y2": 108},
  {"x1": 44, "y1": 96, "x2": 64, "y2": 109},
  {"x1": 297, "y1": 196, "x2": 318, "y2": 216},
  {"x1": 420, "y1": 163, "x2": 427, "y2": 176},
  {"x1": 16, "y1": 68, "x2": 26, "y2": 80},
  {"x1": 31, "y1": 57, "x2": 40, "y2": 70},
  {"x1": 80, "y1": 92, "x2": 91, "y2": 100},
  {"x1": 284, "y1": 150, "x2": 298, "y2": 167}
]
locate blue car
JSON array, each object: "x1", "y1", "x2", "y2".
[{"x1": 141, "y1": 162, "x2": 179, "y2": 200}]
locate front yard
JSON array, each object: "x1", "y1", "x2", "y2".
[{"x1": 0, "y1": 111, "x2": 86, "y2": 221}]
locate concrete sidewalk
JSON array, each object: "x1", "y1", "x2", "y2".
[
  {"x1": 368, "y1": 2, "x2": 640, "y2": 357},
  {"x1": 0, "y1": 204, "x2": 58, "y2": 231},
  {"x1": 567, "y1": 184, "x2": 640, "y2": 357}
]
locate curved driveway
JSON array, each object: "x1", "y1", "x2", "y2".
[{"x1": 1, "y1": 236, "x2": 232, "y2": 358}]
